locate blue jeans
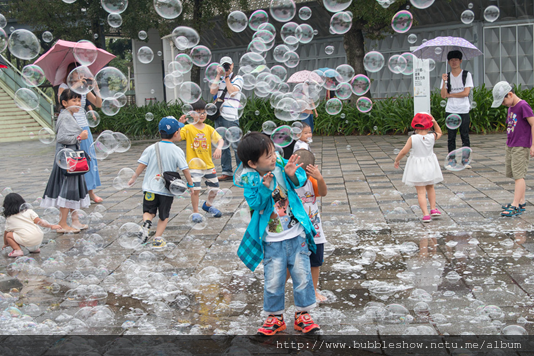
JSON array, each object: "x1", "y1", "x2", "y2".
[
  {"x1": 301, "y1": 114, "x2": 314, "y2": 133},
  {"x1": 263, "y1": 232, "x2": 316, "y2": 314},
  {"x1": 213, "y1": 116, "x2": 241, "y2": 176}
]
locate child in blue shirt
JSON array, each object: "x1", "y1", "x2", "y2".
[{"x1": 234, "y1": 132, "x2": 320, "y2": 335}]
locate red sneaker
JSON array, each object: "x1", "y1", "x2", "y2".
[
  {"x1": 294, "y1": 312, "x2": 320, "y2": 334},
  {"x1": 257, "y1": 315, "x2": 286, "y2": 336}
]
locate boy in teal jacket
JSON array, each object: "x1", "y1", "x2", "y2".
[{"x1": 234, "y1": 132, "x2": 320, "y2": 335}]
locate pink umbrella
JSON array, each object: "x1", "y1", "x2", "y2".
[
  {"x1": 34, "y1": 40, "x2": 116, "y2": 86},
  {"x1": 287, "y1": 70, "x2": 323, "y2": 84}
]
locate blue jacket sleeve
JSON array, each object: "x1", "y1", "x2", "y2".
[{"x1": 244, "y1": 178, "x2": 275, "y2": 212}]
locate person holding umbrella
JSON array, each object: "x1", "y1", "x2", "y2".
[
  {"x1": 58, "y1": 62, "x2": 104, "y2": 203},
  {"x1": 440, "y1": 51, "x2": 473, "y2": 169}
]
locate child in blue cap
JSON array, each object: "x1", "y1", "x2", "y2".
[{"x1": 128, "y1": 116, "x2": 194, "y2": 243}]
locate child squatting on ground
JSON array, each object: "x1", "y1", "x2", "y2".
[
  {"x1": 128, "y1": 116, "x2": 194, "y2": 244},
  {"x1": 3, "y1": 193, "x2": 62, "y2": 257},
  {"x1": 491, "y1": 81, "x2": 534, "y2": 217},
  {"x1": 293, "y1": 149, "x2": 328, "y2": 303},
  {"x1": 394, "y1": 113, "x2": 444, "y2": 223},
  {"x1": 178, "y1": 99, "x2": 225, "y2": 222},
  {"x1": 234, "y1": 132, "x2": 321, "y2": 335}
]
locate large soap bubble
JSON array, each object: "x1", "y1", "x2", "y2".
[
  {"x1": 325, "y1": 98, "x2": 343, "y2": 115},
  {"x1": 249, "y1": 10, "x2": 269, "y2": 31},
  {"x1": 0, "y1": 13, "x2": 6, "y2": 28},
  {"x1": 273, "y1": 44, "x2": 291, "y2": 62},
  {"x1": 335, "y1": 82, "x2": 352, "y2": 100},
  {"x1": 270, "y1": 0, "x2": 296, "y2": 22},
  {"x1": 14, "y1": 88, "x2": 39, "y2": 111},
  {"x1": 86, "y1": 110, "x2": 101, "y2": 128},
  {"x1": 67, "y1": 66, "x2": 96, "y2": 95},
  {"x1": 172, "y1": 26, "x2": 199, "y2": 50},
  {"x1": 101, "y1": 0, "x2": 128, "y2": 14},
  {"x1": 190, "y1": 45, "x2": 211, "y2": 67},
  {"x1": 228, "y1": 11, "x2": 248, "y2": 33},
  {"x1": 8, "y1": 29, "x2": 40, "y2": 60},
  {"x1": 445, "y1": 147, "x2": 472, "y2": 171},
  {"x1": 73, "y1": 40, "x2": 98, "y2": 66},
  {"x1": 484, "y1": 5, "x2": 500, "y2": 22},
  {"x1": 137, "y1": 46, "x2": 154, "y2": 64},
  {"x1": 95, "y1": 67, "x2": 128, "y2": 100},
  {"x1": 0, "y1": 28, "x2": 7, "y2": 53},
  {"x1": 225, "y1": 127, "x2": 243, "y2": 143},
  {"x1": 271, "y1": 65, "x2": 287, "y2": 81},
  {"x1": 324, "y1": 0, "x2": 352, "y2": 13},
  {"x1": 400, "y1": 53, "x2": 415, "y2": 75},
  {"x1": 299, "y1": 6, "x2": 312, "y2": 20},
  {"x1": 21, "y1": 65, "x2": 46, "y2": 88},
  {"x1": 357, "y1": 97, "x2": 373, "y2": 113},
  {"x1": 336, "y1": 64, "x2": 355, "y2": 83},
  {"x1": 461, "y1": 10, "x2": 475, "y2": 24},
  {"x1": 409, "y1": 0, "x2": 434, "y2": 9},
  {"x1": 391, "y1": 11, "x2": 413, "y2": 33},
  {"x1": 113, "y1": 132, "x2": 131, "y2": 153},
  {"x1": 118, "y1": 222, "x2": 144, "y2": 249},
  {"x1": 275, "y1": 97, "x2": 300, "y2": 121},
  {"x1": 351, "y1": 74, "x2": 370, "y2": 96},
  {"x1": 56, "y1": 148, "x2": 76, "y2": 170},
  {"x1": 154, "y1": 0, "x2": 183, "y2": 19},
  {"x1": 38, "y1": 127, "x2": 55, "y2": 145},
  {"x1": 101, "y1": 98, "x2": 121, "y2": 116},
  {"x1": 330, "y1": 12, "x2": 352, "y2": 35},
  {"x1": 213, "y1": 127, "x2": 230, "y2": 150},
  {"x1": 364, "y1": 51, "x2": 385, "y2": 73},
  {"x1": 445, "y1": 114, "x2": 462, "y2": 130},
  {"x1": 295, "y1": 24, "x2": 314, "y2": 44},
  {"x1": 107, "y1": 13, "x2": 123, "y2": 28},
  {"x1": 388, "y1": 55, "x2": 408, "y2": 74},
  {"x1": 174, "y1": 53, "x2": 193, "y2": 73},
  {"x1": 179, "y1": 82, "x2": 202, "y2": 104},
  {"x1": 262, "y1": 121, "x2": 277, "y2": 135},
  {"x1": 271, "y1": 126, "x2": 293, "y2": 148}
]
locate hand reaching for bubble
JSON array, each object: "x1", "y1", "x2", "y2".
[
  {"x1": 263, "y1": 172, "x2": 273, "y2": 188},
  {"x1": 284, "y1": 154, "x2": 303, "y2": 177}
]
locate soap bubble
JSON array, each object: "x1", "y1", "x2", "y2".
[
  {"x1": 271, "y1": 65, "x2": 288, "y2": 81},
  {"x1": 21, "y1": 65, "x2": 46, "y2": 87},
  {"x1": 179, "y1": 82, "x2": 202, "y2": 104},
  {"x1": 428, "y1": 58, "x2": 436, "y2": 71},
  {"x1": 101, "y1": 98, "x2": 121, "y2": 116},
  {"x1": 325, "y1": 98, "x2": 343, "y2": 115},
  {"x1": 172, "y1": 26, "x2": 200, "y2": 50},
  {"x1": 118, "y1": 222, "x2": 144, "y2": 249},
  {"x1": 8, "y1": 29, "x2": 40, "y2": 60},
  {"x1": 249, "y1": 10, "x2": 269, "y2": 31},
  {"x1": 335, "y1": 82, "x2": 352, "y2": 100},
  {"x1": 325, "y1": 45, "x2": 335, "y2": 55},
  {"x1": 102, "y1": 0, "x2": 128, "y2": 14},
  {"x1": 190, "y1": 45, "x2": 211, "y2": 67},
  {"x1": 351, "y1": 74, "x2": 370, "y2": 96},
  {"x1": 95, "y1": 67, "x2": 128, "y2": 100},
  {"x1": 189, "y1": 158, "x2": 208, "y2": 170},
  {"x1": 213, "y1": 127, "x2": 230, "y2": 150},
  {"x1": 38, "y1": 127, "x2": 55, "y2": 145},
  {"x1": 168, "y1": 179, "x2": 187, "y2": 196},
  {"x1": 502, "y1": 325, "x2": 527, "y2": 335},
  {"x1": 137, "y1": 46, "x2": 154, "y2": 64},
  {"x1": 407, "y1": 34, "x2": 417, "y2": 44},
  {"x1": 484, "y1": 5, "x2": 500, "y2": 22},
  {"x1": 0, "y1": 14, "x2": 6, "y2": 28},
  {"x1": 357, "y1": 97, "x2": 373, "y2": 113},
  {"x1": 117, "y1": 168, "x2": 135, "y2": 188},
  {"x1": 14, "y1": 88, "x2": 39, "y2": 111},
  {"x1": 401, "y1": 52, "x2": 415, "y2": 75},
  {"x1": 226, "y1": 127, "x2": 243, "y2": 143},
  {"x1": 43, "y1": 207, "x2": 61, "y2": 225},
  {"x1": 228, "y1": 11, "x2": 248, "y2": 33},
  {"x1": 174, "y1": 53, "x2": 193, "y2": 73},
  {"x1": 0, "y1": 28, "x2": 7, "y2": 53},
  {"x1": 138, "y1": 30, "x2": 147, "y2": 40},
  {"x1": 435, "y1": 47, "x2": 442, "y2": 55},
  {"x1": 280, "y1": 22, "x2": 299, "y2": 45},
  {"x1": 270, "y1": 0, "x2": 296, "y2": 22},
  {"x1": 461, "y1": 10, "x2": 475, "y2": 24},
  {"x1": 262, "y1": 121, "x2": 277, "y2": 134},
  {"x1": 204, "y1": 62, "x2": 224, "y2": 84},
  {"x1": 274, "y1": 97, "x2": 300, "y2": 121},
  {"x1": 295, "y1": 24, "x2": 314, "y2": 44},
  {"x1": 189, "y1": 213, "x2": 207, "y2": 230},
  {"x1": 154, "y1": 0, "x2": 182, "y2": 19},
  {"x1": 271, "y1": 126, "x2": 293, "y2": 148},
  {"x1": 392, "y1": 11, "x2": 413, "y2": 33},
  {"x1": 440, "y1": 100, "x2": 446, "y2": 108},
  {"x1": 299, "y1": 6, "x2": 312, "y2": 20},
  {"x1": 330, "y1": 12, "x2": 352, "y2": 35},
  {"x1": 96, "y1": 131, "x2": 119, "y2": 153},
  {"x1": 324, "y1": 0, "x2": 352, "y2": 13},
  {"x1": 145, "y1": 112, "x2": 154, "y2": 122},
  {"x1": 388, "y1": 54, "x2": 408, "y2": 74},
  {"x1": 107, "y1": 13, "x2": 122, "y2": 28},
  {"x1": 67, "y1": 66, "x2": 95, "y2": 95},
  {"x1": 445, "y1": 114, "x2": 462, "y2": 130},
  {"x1": 363, "y1": 51, "x2": 385, "y2": 73},
  {"x1": 409, "y1": 0, "x2": 434, "y2": 9},
  {"x1": 283, "y1": 51, "x2": 300, "y2": 68},
  {"x1": 113, "y1": 132, "x2": 130, "y2": 153},
  {"x1": 336, "y1": 64, "x2": 355, "y2": 83},
  {"x1": 445, "y1": 147, "x2": 472, "y2": 171}
]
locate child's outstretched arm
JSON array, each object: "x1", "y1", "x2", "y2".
[
  {"x1": 128, "y1": 163, "x2": 147, "y2": 186},
  {"x1": 432, "y1": 116, "x2": 442, "y2": 140},
  {"x1": 34, "y1": 217, "x2": 61, "y2": 230},
  {"x1": 181, "y1": 168, "x2": 195, "y2": 193},
  {"x1": 394, "y1": 137, "x2": 413, "y2": 169},
  {"x1": 213, "y1": 138, "x2": 224, "y2": 159},
  {"x1": 306, "y1": 165, "x2": 327, "y2": 196}
]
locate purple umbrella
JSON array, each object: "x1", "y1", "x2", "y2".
[{"x1": 412, "y1": 36, "x2": 482, "y2": 62}]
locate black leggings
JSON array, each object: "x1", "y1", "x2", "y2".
[{"x1": 447, "y1": 112, "x2": 470, "y2": 153}]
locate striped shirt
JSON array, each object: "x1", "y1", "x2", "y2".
[{"x1": 217, "y1": 73, "x2": 244, "y2": 121}]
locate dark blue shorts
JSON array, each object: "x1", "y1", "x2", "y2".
[{"x1": 310, "y1": 243, "x2": 324, "y2": 267}]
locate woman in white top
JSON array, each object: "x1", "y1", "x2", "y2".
[
  {"x1": 58, "y1": 62, "x2": 103, "y2": 203},
  {"x1": 394, "y1": 113, "x2": 444, "y2": 223}
]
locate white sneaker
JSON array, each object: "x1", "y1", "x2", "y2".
[
  {"x1": 464, "y1": 164, "x2": 472, "y2": 169},
  {"x1": 445, "y1": 164, "x2": 455, "y2": 170}
]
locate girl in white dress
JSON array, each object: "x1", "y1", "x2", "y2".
[{"x1": 394, "y1": 113, "x2": 444, "y2": 223}]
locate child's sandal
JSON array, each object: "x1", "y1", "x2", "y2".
[{"x1": 501, "y1": 206, "x2": 522, "y2": 217}]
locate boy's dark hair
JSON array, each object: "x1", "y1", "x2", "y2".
[
  {"x1": 191, "y1": 99, "x2": 207, "y2": 111},
  {"x1": 447, "y1": 50, "x2": 463, "y2": 61},
  {"x1": 59, "y1": 89, "x2": 82, "y2": 109},
  {"x1": 160, "y1": 130, "x2": 175, "y2": 139},
  {"x1": 237, "y1": 132, "x2": 274, "y2": 168},
  {"x1": 3, "y1": 193, "x2": 25, "y2": 218},
  {"x1": 293, "y1": 149, "x2": 315, "y2": 169}
]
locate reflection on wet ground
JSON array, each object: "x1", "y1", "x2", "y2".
[{"x1": 0, "y1": 135, "x2": 533, "y2": 335}]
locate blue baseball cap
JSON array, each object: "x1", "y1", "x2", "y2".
[{"x1": 158, "y1": 116, "x2": 184, "y2": 134}]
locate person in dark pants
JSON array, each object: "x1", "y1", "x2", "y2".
[
  {"x1": 209, "y1": 56, "x2": 244, "y2": 181},
  {"x1": 440, "y1": 50, "x2": 474, "y2": 169}
]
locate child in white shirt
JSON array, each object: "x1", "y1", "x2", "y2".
[{"x1": 294, "y1": 123, "x2": 313, "y2": 152}]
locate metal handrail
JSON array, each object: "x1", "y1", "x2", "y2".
[{"x1": 0, "y1": 54, "x2": 55, "y2": 127}]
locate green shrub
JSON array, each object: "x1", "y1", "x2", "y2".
[{"x1": 96, "y1": 85, "x2": 533, "y2": 137}]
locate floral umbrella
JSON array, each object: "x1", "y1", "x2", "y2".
[
  {"x1": 287, "y1": 70, "x2": 323, "y2": 84},
  {"x1": 412, "y1": 36, "x2": 482, "y2": 61}
]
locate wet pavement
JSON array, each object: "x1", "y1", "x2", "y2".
[{"x1": 1, "y1": 133, "x2": 534, "y2": 336}]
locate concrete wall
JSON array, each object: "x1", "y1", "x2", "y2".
[{"x1": 132, "y1": 28, "x2": 164, "y2": 107}]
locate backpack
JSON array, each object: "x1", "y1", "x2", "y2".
[{"x1": 447, "y1": 70, "x2": 473, "y2": 109}]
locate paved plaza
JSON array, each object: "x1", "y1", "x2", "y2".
[{"x1": 1, "y1": 133, "x2": 534, "y2": 336}]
